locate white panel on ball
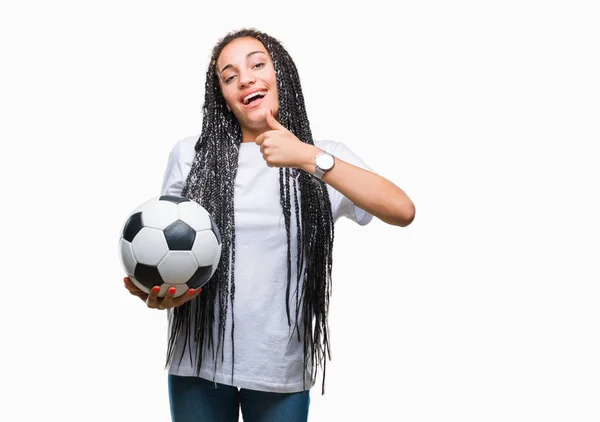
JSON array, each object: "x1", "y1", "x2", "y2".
[
  {"x1": 138, "y1": 199, "x2": 180, "y2": 230},
  {"x1": 132, "y1": 196, "x2": 163, "y2": 216},
  {"x1": 131, "y1": 227, "x2": 169, "y2": 265},
  {"x1": 158, "y1": 251, "x2": 200, "y2": 285},
  {"x1": 178, "y1": 201, "x2": 212, "y2": 231},
  {"x1": 119, "y1": 238, "x2": 137, "y2": 276},
  {"x1": 192, "y1": 231, "x2": 219, "y2": 266}
]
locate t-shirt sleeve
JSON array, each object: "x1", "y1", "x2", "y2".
[
  {"x1": 318, "y1": 140, "x2": 374, "y2": 226},
  {"x1": 160, "y1": 141, "x2": 185, "y2": 196}
]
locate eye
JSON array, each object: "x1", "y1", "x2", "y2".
[
  {"x1": 253, "y1": 62, "x2": 265, "y2": 69},
  {"x1": 224, "y1": 75, "x2": 236, "y2": 84}
]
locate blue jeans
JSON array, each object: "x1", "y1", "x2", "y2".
[{"x1": 168, "y1": 374, "x2": 310, "y2": 422}]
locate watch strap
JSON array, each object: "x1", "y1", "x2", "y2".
[{"x1": 313, "y1": 166, "x2": 326, "y2": 180}]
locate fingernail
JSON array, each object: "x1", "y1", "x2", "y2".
[
  {"x1": 152, "y1": 286, "x2": 160, "y2": 293},
  {"x1": 197, "y1": 288, "x2": 203, "y2": 294},
  {"x1": 188, "y1": 289, "x2": 195, "y2": 295},
  {"x1": 168, "y1": 287, "x2": 176, "y2": 295}
]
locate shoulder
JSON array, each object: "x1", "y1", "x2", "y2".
[
  {"x1": 313, "y1": 139, "x2": 346, "y2": 154},
  {"x1": 313, "y1": 139, "x2": 371, "y2": 170},
  {"x1": 314, "y1": 139, "x2": 359, "y2": 157},
  {"x1": 161, "y1": 135, "x2": 198, "y2": 196},
  {"x1": 168, "y1": 135, "x2": 199, "y2": 165}
]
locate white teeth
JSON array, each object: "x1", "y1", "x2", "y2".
[{"x1": 243, "y1": 91, "x2": 266, "y2": 104}]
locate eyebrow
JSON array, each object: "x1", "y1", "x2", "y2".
[{"x1": 219, "y1": 51, "x2": 267, "y2": 74}]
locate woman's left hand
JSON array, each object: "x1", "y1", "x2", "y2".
[{"x1": 255, "y1": 110, "x2": 316, "y2": 169}]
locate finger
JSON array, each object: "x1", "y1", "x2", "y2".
[
  {"x1": 124, "y1": 277, "x2": 148, "y2": 301},
  {"x1": 123, "y1": 276, "x2": 135, "y2": 292},
  {"x1": 124, "y1": 276, "x2": 141, "y2": 292},
  {"x1": 130, "y1": 289, "x2": 148, "y2": 300},
  {"x1": 256, "y1": 131, "x2": 276, "y2": 146},
  {"x1": 266, "y1": 109, "x2": 284, "y2": 130},
  {"x1": 159, "y1": 286, "x2": 177, "y2": 309},
  {"x1": 173, "y1": 287, "x2": 203, "y2": 307},
  {"x1": 146, "y1": 286, "x2": 161, "y2": 308}
]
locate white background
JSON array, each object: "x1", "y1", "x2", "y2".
[{"x1": 1, "y1": 0, "x2": 599, "y2": 421}]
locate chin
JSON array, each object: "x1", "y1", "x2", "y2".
[
  {"x1": 242, "y1": 106, "x2": 267, "y2": 120},
  {"x1": 240, "y1": 115, "x2": 267, "y2": 130}
]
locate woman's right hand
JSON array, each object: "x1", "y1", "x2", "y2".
[{"x1": 123, "y1": 277, "x2": 202, "y2": 310}]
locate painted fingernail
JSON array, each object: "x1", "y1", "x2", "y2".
[
  {"x1": 188, "y1": 289, "x2": 195, "y2": 295},
  {"x1": 168, "y1": 287, "x2": 176, "y2": 295},
  {"x1": 197, "y1": 288, "x2": 203, "y2": 294},
  {"x1": 152, "y1": 286, "x2": 160, "y2": 293}
]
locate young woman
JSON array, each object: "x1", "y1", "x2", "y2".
[{"x1": 124, "y1": 28, "x2": 415, "y2": 422}]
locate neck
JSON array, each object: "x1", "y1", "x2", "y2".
[{"x1": 240, "y1": 126, "x2": 266, "y2": 144}]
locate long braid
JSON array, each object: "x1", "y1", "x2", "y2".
[
  {"x1": 262, "y1": 35, "x2": 336, "y2": 391},
  {"x1": 165, "y1": 28, "x2": 335, "y2": 393}
]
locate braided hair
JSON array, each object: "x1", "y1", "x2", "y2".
[{"x1": 165, "y1": 28, "x2": 335, "y2": 393}]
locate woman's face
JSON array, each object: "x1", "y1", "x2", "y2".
[{"x1": 216, "y1": 37, "x2": 279, "y2": 133}]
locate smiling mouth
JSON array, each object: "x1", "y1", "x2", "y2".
[{"x1": 242, "y1": 90, "x2": 267, "y2": 105}]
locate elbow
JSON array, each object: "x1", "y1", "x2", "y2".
[
  {"x1": 397, "y1": 201, "x2": 416, "y2": 227},
  {"x1": 388, "y1": 199, "x2": 415, "y2": 227},
  {"x1": 378, "y1": 200, "x2": 415, "y2": 227},
  {"x1": 369, "y1": 185, "x2": 416, "y2": 227}
]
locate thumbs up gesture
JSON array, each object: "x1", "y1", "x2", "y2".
[{"x1": 254, "y1": 109, "x2": 317, "y2": 169}]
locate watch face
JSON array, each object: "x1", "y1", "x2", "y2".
[{"x1": 316, "y1": 153, "x2": 334, "y2": 170}]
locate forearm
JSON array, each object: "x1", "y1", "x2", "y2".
[{"x1": 298, "y1": 145, "x2": 416, "y2": 227}]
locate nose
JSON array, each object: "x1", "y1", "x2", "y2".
[{"x1": 238, "y1": 69, "x2": 255, "y2": 88}]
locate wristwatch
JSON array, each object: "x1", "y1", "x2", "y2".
[{"x1": 313, "y1": 151, "x2": 335, "y2": 180}]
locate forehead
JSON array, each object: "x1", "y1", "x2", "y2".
[{"x1": 216, "y1": 37, "x2": 269, "y2": 69}]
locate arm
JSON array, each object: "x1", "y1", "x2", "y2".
[
  {"x1": 298, "y1": 145, "x2": 416, "y2": 227},
  {"x1": 255, "y1": 111, "x2": 415, "y2": 226}
]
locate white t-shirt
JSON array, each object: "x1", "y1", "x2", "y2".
[{"x1": 160, "y1": 135, "x2": 373, "y2": 393}]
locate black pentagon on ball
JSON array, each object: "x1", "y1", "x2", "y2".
[
  {"x1": 159, "y1": 195, "x2": 190, "y2": 204},
  {"x1": 123, "y1": 212, "x2": 144, "y2": 242},
  {"x1": 164, "y1": 220, "x2": 196, "y2": 250},
  {"x1": 187, "y1": 265, "x2": 214, "y2": 289},
  {"x1": 134, "y1": 263, "x2": 165, "y2": 289},
  {"x1": 210, "y1": 217, "x2": 222, "y2": 245}
]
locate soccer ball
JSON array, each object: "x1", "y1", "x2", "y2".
[{"x1": 118, "y1": 195, "x2": 222, "y2": 298}]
